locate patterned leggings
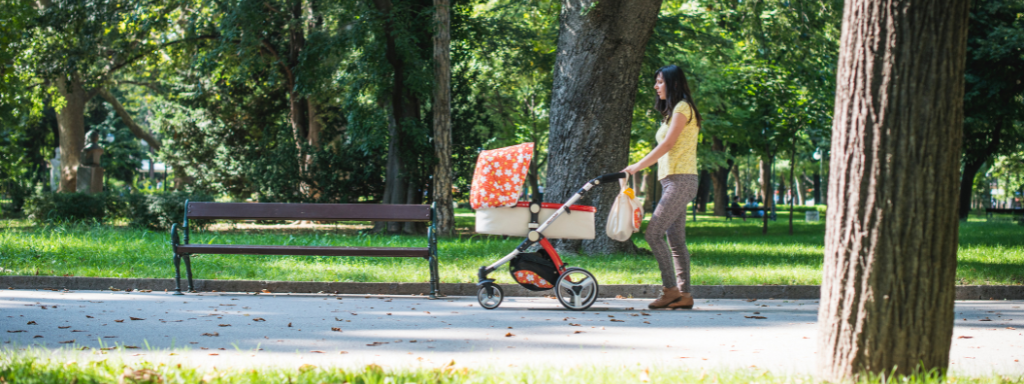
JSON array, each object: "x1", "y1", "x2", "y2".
[{"x1": 644, "y1": 174, "x2": 699, "y2": 293}]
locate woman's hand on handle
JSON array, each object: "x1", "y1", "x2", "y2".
[{"x1": 621, "y1": 164, "x2": 641, "y2": 175}]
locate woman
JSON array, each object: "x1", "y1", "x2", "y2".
[{"x1": 621, "y1": 65, "x2": 702, "y2": 309}]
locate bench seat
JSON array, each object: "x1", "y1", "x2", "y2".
[{"x1": 175, "y1": 244, "x2": 431, "y2": 258}]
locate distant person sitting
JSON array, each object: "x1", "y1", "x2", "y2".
[
  {"x1": 729, "y1": 196, "x2": 746, "y2": 221},
  {"x1": 745, "y1": 198, "x2": 764, "y2": 218}
]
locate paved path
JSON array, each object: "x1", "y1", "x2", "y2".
[{"x1": 1, "y1": 290, "x2": 1021, "y2": 375}]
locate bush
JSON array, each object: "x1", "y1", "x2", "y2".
[
  {"x1": 24, "y1": 191, "x2": 214, "y2": 230},
  {"x1": 25, "y1": 192, "x2": 109, "y2": 223}
]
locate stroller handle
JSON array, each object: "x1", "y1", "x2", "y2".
[{"x1": 594, "y1": 172, "x2": 627, "y2": 184}]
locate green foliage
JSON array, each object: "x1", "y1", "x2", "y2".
[
  {"x1": 24, "y1": 192, "x2": 108, "y2": 223},
  {"x1": 23, "y1": 191, "x2": 213, "y2": 229}
]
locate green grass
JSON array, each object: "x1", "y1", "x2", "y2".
[
  {"x1": 1, "y1": 353, "x2": 1021, "y2": 384},
  {"x1": 0, "y1": 209, "x2": 1021, "y2": 286}
]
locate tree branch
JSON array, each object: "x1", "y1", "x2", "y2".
[
  {"x1": 97, "y1": 87, "x2": 162, "y2": 151},
  {"x1": 104, "y1": 35, "x2": 219, "y2": 78}
]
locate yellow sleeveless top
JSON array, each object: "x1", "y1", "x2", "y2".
[{"x1": 655, "y1": 101, "x2": 699, "y2": 179}]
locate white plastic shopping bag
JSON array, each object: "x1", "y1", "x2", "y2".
[{"x1": 606, "y1": 175, "x2": 644, "y2": 241}]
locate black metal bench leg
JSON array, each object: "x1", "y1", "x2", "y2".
[
  {"x1": 173, "y1": 254, "x2": 184, "y2": 295},
  {"x1": 183, "y1": 255, "x2": 196, "y2": 293},
  {"x1": 428, "y1": 255, "x2": 441, "y2": 299}
]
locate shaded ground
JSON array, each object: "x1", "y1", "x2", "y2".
[{"x1": 1, "y1": 290, "x2": 1021, "y2": 375}]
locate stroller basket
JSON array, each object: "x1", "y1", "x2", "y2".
[{"x1": 476, "y1": 202, "x2": 596, "y2": 239}]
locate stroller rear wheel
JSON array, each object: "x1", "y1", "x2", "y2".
[
  {"x1": 477, "y1": 282, "x2": 504, "y2": 310},
  {"x1": 555, "y1": 268, "x2": 598, "y2": 310}
]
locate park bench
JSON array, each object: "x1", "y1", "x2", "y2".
[
  {"x1": 984, "y1": 207, "x2": 1024, "y2": 222},
  {"x1": 725, "y1": 206, "x2": 777, "y2": 221},
  {"x1": 169, "y1": 201, "x2": 440, "y2": 298}
]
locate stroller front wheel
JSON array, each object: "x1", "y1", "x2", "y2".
[
  {"x1": 477, "y1": 283, "x2": 504, "y2": 309},
  {"x1": 555, "y1": 268, "x2": 599, "y2": 310}
]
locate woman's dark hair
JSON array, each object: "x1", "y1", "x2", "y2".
[{"x1": 655, "y1": 65, "x2": 702, "y2": 126}]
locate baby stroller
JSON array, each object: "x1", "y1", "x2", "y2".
[{"x1": 469, "y1": 143, "x2": 626, "y2": 310}]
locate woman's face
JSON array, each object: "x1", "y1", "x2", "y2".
[{"x1": 654, "y1": 72, "x2": 666, "y2": 100}]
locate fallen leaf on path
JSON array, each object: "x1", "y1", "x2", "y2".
[
  {"x1": 366, "y1": 342, "x2": 389, "y2": 346},
  {"x1": 101, "y1": 347, "x2": 115, "y2": 350},
  {"x1": 331, "y1": 328, "x2": 341, "y2": 332},
  {"x1": 980, "y1": 318, "x2": 992, "y2": 321},
  {"x1": 745, "y1": 316, "x2": 767, "y2": 319},
  {"x1": 1007, "y1": 327, "x2": 1016, "y2": 330},
  {"x1": 310, "y1": 350, "x2": 325, "y2": 353},
  {"x1": 569, "y1": 323, "x2": 581, "y2": 326},
  {"x1": 957, "y1": 336, "x2": 973, "y2": 339},
  {"x1": 71, "y1": 330, "x2": 84, "y2": 332},
  {"x1": 746, "y1": 299, "x2": 758, "y2": 302},
  {"x1": 6, "y1": 330, "x2": 26, "y2": 333},
  {"x1": 114, "y1": 320, "x2": 124, "y2": 323},
  {"x1": 643, "y1": 321, "x2": 651, "y2": 324},
  {"x1": 218, "y1": 324, "x2": 231, "y2": 327},
  {"x1": 261, "y1": 289, "x2": 271, "y2": 293},
  {"x1": 287, "y1": 323, "x2": 292, "y2": 327},
  {"x1": 130, "y1": 317, "x2": 144, "y2": 321},
  {"x1": 505, "y1": 332, "x2": 514, "y2": 337},
  {"x1": 610, "y1": 319, "x2": 625, "y2": 322},
  {"x1": 678, "y1": 357, "x2": 691, "y2": 359},
  {"x1": 615, "y1": 295, "x2": 624, "y2": 299},
  {"x1": 574, "y1": 331, "x2": 584, "y2": 334},
  {"x1": 33, "y1": 335, "x2": 42, "y2": 338},
  {"x1": 102, "y1": 336, "x2": 116, "y2": 338},
  {"x1": 208, "y1": 353, "x2": 219, "y2": 356},
  {"x1": 86, "y1": 316, "x2": 94, "y2": 319},
  {"x1": 252, "y1": 318, "x2": 266, "y2": 322},
  {"x1": 59, "y1": 340, "x2": 74, "y2": 344},
  {"x1": 58, "y1": 326, "x2": 70, "y2": 329},
  {"x1": 201, "y1": 333, "x2": 219, "y2": 337},
  {"x1": 26, "y1": 321, "x2": 36, "y2": 325},
  {"x1": 124, "y1": 346, "x2": 139, "y2": 349},
  {"x1": 339, "y1": 351, "x2": 348, "y2": 354}
]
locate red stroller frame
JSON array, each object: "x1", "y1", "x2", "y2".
[{"x1": 475, "y1": 172, "x2": 627, "y2": 310}]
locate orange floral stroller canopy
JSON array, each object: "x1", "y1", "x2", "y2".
[{"x1": 470, "y1": 142, "x2": 534, "y2": 210}]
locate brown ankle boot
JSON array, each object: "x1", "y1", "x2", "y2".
[
  {"x1": 648, "y1": 287, "x2": 683, "y2": 309},
  {"x1": 667, "y1": 292, "x2": 694, "y2": 309}
]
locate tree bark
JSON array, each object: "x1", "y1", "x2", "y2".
[
  {"x1": 545, "y1": 0, "x2": 662, "y2": 255},
  {"x1": 812, "y1": 171, "x2": 822, "y2": 204},
  {"x1": 431, "y1": 0, "x2": 454, "y2": 236},
  {"x1": 818, "y1": 0, "x2": 969, "y2": 380},
  {"x1": 55, "y1": 75, "x2": 89, "y2": 192},
  {"x1": 710, "y1": 136, "x2": 732, "y2": 216}
]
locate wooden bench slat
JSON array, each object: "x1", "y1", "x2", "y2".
[
  {"x1": 176, "y1": 244, "x2": 430, "y2": 257},
  {"x1": 187, "y1": 203, "x2": 431, "y2": 222}
]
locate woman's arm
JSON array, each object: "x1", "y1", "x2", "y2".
[{"x1": 622, "y1": 111, "x2": 689, "y2": 175}]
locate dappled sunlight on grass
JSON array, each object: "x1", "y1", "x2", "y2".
[{"x1": 1, "y1": 211, "x2": 1021, "y2": 285}]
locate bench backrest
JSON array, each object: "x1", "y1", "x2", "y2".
[{"x1": 186, "y1": 202, "x2": 432, "y2": 222}]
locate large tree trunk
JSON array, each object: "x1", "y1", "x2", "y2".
[
  {"x1": 817, "y1": 0, "x2": 969, "y2": 380},
  {"x1": 431, "y1": 0, "x2": 454, "y2": 236},
  {"x1": 55, "y1": 75, "x2": 89, "y2": 192},
  {"x1": 545, "y1": 0, "x2": 661, "y2": 255},
  {"x1": 710, "y1": 136, "x2": 732, "y2": 216}
]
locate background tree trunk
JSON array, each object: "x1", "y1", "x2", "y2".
[
  {"x1": 55, "y1": 75, "x2": 88, "y2": 192},
  {"x1": 818, "y1": 0, "x2": 969, "y2": 380},
  {"x1": 695, "y1": 169, "x2": 711, "y2": 213},
  {"x1": 957, "y1": 120, "x2": 1003, "y2": 220},
  {"x1": 710, "y1": 136, "x2": 732, "y2": 216},
  {"x1": 545, "y1": 0, "x2": 662, "y2": 255},
  {"x1": 431, "y1": 0, "x2": 454, "y2": 236}
]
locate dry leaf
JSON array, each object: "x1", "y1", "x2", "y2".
[
  {"x1": 569, "y1": 323, "x2": 581, "y2": 326},
  {"x1": 615, "y1": 295, "x2": 624, "y2": 299},
  {"x1": 219, "y1": 324, "x2": 231, "y2": 327},
  {"x1": 59, "y1": 340, "x2": 74, "y2": 344},
  {"x1": 33, "y1": 335, "x2": 42, "y2": 338},
  {"x1": 114, "y1": 320, "x2": 124, "y2": 323},
  {"x1": 7, "y1": 330, "x2": 26, "y2": 333},
  {"x1": 208, "y1": 353, "x2": 219, "y2": 356},
  {"x1": 86, "y1": 315, "x2": 94, "y2": 319},
  {"x1": 58, "y1": 326, "x2": 70, "y2": 329},
  {"x1": 366, "y1": 341, "x2": 389, "y2": 346},
  {"x1": 745, "y1": 299, "x2": 758, "y2": 302},
  {"x1": 287, "y1": 323, "x2": 292, "y2": 327},
  {"x1": 103, "y1": 336, "x2": 116, "y2": 339},
  {"x1": 253, "y1": 318, "x2": 266, "y2": 322},
  {"x1": 745, "y1": 316, "x2": 767, "y2": 319},
  {"x1": 124, "y1": 345, "x2": 139, "y2": 349},
  {"x1": 610, "y1": 319, "x2": 625, "y2": 322},
  {"x1": 957, "y1": 336, "x2": 973, "y2": 339},
  {"x1": 980, "y1": 318, "x2": 993, "y2": 321},
  {"x1": 310, "y1": 350, "x2": 325, "y2": 353},
  {"x1": 201, "y1": 332, "x2": 219, "y2": 337},
  {"x1": 574, "y1": 330, "x2": 584, "y2": 334},
  {"x1": 130, "y1": 317, "x2": 144, "y2": 321},
  {"x1": 1007, "y1": 327, "x2": 1016, "y2": 330},
  {"x1": 261, "y1": 289, "x2": 271, "y2": 293},
  {"x1": 331, "y1": 327, "x2": 341, "y2": 332},
  {"x1": 26, "y1": 321, "x2": 37, "y2": 325},
  {"x1": 505, "y1": 332, "x2": 514, "y2": 337},
  {"x1": 339, "y1": 351, "x2": 349, "y2": 354}
]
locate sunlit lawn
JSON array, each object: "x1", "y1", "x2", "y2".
[
  {"x1": 1, "y1": 353, "x2": 1020, "y2": 384},
  {"x1": 0, "y1": 209, "x2": 1021, "y2": 286}
]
